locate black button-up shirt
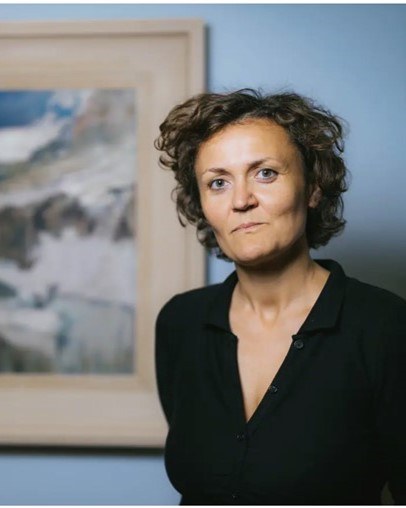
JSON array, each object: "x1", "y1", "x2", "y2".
[{"x1": 155, "y1": 260, "x2": 406, "y2": 505}]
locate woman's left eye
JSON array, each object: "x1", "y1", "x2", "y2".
[{"x1": 257, "y1": 168, "x2": 277, "y2": 179}]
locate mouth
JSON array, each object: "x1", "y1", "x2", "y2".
[{"x1": 232, "y1": 222, "x2": 264, "y2": 233}]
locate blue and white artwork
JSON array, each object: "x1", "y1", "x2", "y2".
[{"x1": 0, "y1": 89, "x2": 137, "y2": 374}]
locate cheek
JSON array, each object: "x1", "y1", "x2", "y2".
[
  {"x1": 263, "y1": 190, "x2": 308, "y2": 232},
  {"x1": 200, "y1": 197, "x2": 222, "y2": 230},
  {"x1": 273, "y1": 184, "x2": 307, "y2": 214}
]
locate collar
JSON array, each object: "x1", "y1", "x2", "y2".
[{"x1": 204, "y1": 259, "x2": 346, "y2": 335}]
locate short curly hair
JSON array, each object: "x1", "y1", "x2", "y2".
[{"x1": 155, "y1": 89, "x2": 348, "y2": 259}]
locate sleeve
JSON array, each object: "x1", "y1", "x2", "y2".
[
  {"x1": 374, "y1": 300, "x2": 406, "y2": 504},
  {"x1": 155, "y1": 294, "x2": 181, "y2": 424}
]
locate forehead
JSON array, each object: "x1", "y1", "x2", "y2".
[{"x1": 195, "y1": 118, "x2": 299, "y2": 170}]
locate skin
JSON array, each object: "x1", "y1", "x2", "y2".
[{"x1": 195, "y1": 118, "x2": 330, "y2": 422}]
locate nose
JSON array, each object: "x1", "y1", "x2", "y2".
[{"x1": 232, "y1": 180, "x2": 258, "y2": 212}]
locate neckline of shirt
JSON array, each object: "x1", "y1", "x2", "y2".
[{"x1": 204, "y1": 258, "x2": 346, "y2": 336}]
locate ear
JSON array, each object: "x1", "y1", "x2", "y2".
[{"x1": 308, "y1": 185, "x2": 322, "y2": 209}]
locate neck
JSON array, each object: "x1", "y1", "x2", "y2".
[{"x1": 233, "y1": 240, "x2": 329, "y2": 319}]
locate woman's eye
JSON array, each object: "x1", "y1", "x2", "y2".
[
  {"x1": 209, "y1": 178, "x2": 226, "y2": 190},
  {"x1": 258, "y1": 168, "x2": 277, "y2": 179}
]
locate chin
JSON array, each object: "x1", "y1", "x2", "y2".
[
  {"x1": 227, "y1": 246, "x2": 272, "y2": 267},
  {"x1": 225, "y1": 239, "x2": 304, "y2": 269}
]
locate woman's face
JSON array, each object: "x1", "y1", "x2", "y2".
[{"x1": 195, "y1": 118, "x2": 319, "y2": 267}]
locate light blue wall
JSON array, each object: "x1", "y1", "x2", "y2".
[{"x1": 0, "y1": 3, "x2": 405, "y2": 505}]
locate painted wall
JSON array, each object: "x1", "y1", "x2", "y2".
[{"x1": 0, "y1": 3, "x2": 405, "y2": 504}]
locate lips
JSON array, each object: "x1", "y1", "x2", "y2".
[{"x1": 232, "y1": 222, "x2": 264, "y2": 233}]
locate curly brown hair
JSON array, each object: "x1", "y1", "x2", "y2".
[{"x1": 155, "y1": 89, "x2": 348, "y2": 259}]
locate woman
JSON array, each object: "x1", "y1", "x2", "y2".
[{"x1": 155, "y1": 90, "x2": 406, "y2": 505}]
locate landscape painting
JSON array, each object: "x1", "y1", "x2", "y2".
[{"x1": 0, "y1": 89, "x2": 137, "y2": 375}]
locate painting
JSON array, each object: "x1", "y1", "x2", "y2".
[
  {"x1": 0, "y1": 19, "x2": 205, "y2": 447},
  {"x1": 0, "y1": 89, "x2": 137, "y2": 375}
]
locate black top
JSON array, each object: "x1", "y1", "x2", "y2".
[{"x1": 155, "y1": 260, "x2": 406, "y2": 505}]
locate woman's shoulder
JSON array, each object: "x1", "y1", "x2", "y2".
[
  {"x1": 156, "y1": 282, "x2": 224, "y2": 329},
  {"x1": 345, "y1": 275, "x2": 405, "y2": 311},
  {"x1": 343, "y1": 274, "x2": 406, "y2": 331}
]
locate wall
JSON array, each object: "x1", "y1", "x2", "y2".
[{"x1": 0, "y1": 3, "x2": 405, "y2": 504}]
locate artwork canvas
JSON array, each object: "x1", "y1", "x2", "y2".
[
  {"x1": 0, "y1": 19, "x2": 204, "y2": 446},
  {"x1": 0, "y1": 89, "x2": 137, "y2": 375}
]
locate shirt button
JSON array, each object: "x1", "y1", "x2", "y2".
[
  {"x1": 268, "y1": 384, "x2": 278, "y2": 393},
  {"x1": 236, "y1": 433, "x2": 246, "y2": 441},
  {"x1": 293, "y1": 339, "x2": 304, "y2": 349}
]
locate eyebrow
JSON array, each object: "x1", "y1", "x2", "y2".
[{"x1": 201, "y1": 157, "x2": 280, "y2": 176}]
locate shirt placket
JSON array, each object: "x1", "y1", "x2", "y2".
[{"x1": 226, "y1": 330, "x2": 312, "y2": 503}]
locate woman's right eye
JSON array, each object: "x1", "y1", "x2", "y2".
[{"x1": 209, "y1": 178, "x2": 226, "y2": 190}]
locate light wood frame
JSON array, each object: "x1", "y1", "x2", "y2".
[{"x1": 0, "y1": 19, "x2": 205, "y2": 447}]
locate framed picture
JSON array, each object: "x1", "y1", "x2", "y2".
[{"x1": 0, "y1": 19, "x2": 205, "y2": 447}]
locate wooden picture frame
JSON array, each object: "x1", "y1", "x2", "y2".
[{"x1": 0, "y1": 19, "x2": 205, "y2": 447}]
